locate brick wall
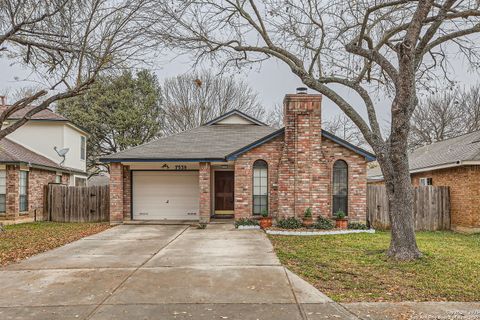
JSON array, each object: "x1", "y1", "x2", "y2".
[
  {"x1": 109, "y1": 163, "x2": 124, "y2": 224},
  {"x1": 199, "y1": 162, "x2": 211, "y2": 223},
  {"x1": 234, "y1": 135, "x2": 284, "y2": 219},
  {"x1": 122, "y1": 165, "x2": 131, "y2": 220},
  {"x1": 233, "y1": 94, "x2": 368, "y2": 222},
  {"x1": 1, "y1": 165, "x2": 70, "y2": 222},
  {"x1": 411, "y1": 166, "x2": 480, "y2": 232}
]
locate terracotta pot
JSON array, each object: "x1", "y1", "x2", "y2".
[
  {"x1": 335, "y1": 218, "x2": 348, "y2": 229},
  {"x1": 259, "y1": 217, "x2": 273, "y2": 229},
  {"x1": 303, "y1": 218, "x2": 314, "y2": 228}
]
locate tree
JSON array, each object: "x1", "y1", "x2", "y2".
[
  {"x1": 153, "y1": 0, "x2": 480, "y2": 260},
  {"x1": 324, "y1": 115, "x2": 368, "y2": 149},
  {"x1": 0, "y1": 0, "x2": 153, "y2": 140},
  {"x1": 57, "y1": 70, "x2": 163, "y2": 174},
  {"x1": 161, "y1": 71, "x2": 265, "y2": 134},
  {"x1": 410, "y1": 84, "x2": 480, "y2": 149}
]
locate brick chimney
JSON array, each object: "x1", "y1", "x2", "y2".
[
  {"x1": 0, "y1": 96, "x2": 6, "y2": 107},
  {"x1": 278, "y1": 89, "x2": 323, "y2": 218}
]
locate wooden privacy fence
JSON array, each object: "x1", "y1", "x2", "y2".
[
  {"x1": 367, "y1": 185, "x2": 450, "y2": 231},
  {"x1": 45, "y1": 184, "x2": 110, "y2": 222}
]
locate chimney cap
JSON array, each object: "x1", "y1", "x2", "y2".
[{"x1": 296, "y1": 87, "x2": 308, "y2": 94}]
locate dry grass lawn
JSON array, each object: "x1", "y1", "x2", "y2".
[
  {"x1": 269, "y1": 231, "x2": 480, "y2": 302},
  {"x1": 0, "y1": 222, "x2": 110, "y2": 266}
]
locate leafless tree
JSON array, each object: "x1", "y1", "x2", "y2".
[
  {"x1": 324, "y1": 114, "x2": 369, "y2": 149},
  {"x1": 161, "y1": 71, "x2": 265, "y2": 134},
  {"x1": 0, "y1": 0, "x2": 154, "y2": 140},
  {"x1": 410, "y1": 84, "x2": 480, "y2": 149},
  {"x1": 265, "y1": 103, "x2": 284, "y2": 128},
  {"x1": 152, "y1": 0, "x2": 480, "y2": 260}
]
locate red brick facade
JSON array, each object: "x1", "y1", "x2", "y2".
[
  {"x1": 109, "y1": 94, "x2": 369, "y2": 224},
  {"x1": 0, "y1": 165, "x2": 70, "y2": 223},
  {"x1": 411, "y1": 166, "x2": 480, "y2": 233}
]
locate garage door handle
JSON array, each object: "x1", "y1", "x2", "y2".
[{"x1": 165, "y1": 200, "x2": 169, "y2": 203}]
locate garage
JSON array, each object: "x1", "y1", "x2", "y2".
[{"x1": 132, "y1": 171, "x2": 200, "y2": 220}]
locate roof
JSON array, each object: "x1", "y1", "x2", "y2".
[
  {"x1": 101, "y1": 118, "x2": 376, "y2": 163},
  {"x1": 368, "y1": 130, "x2": 480, "y2": 180},
  {"x1": 0, "y1": 138, "x2": 81, "y2": 173},
  {"x1": 1, "y1": 105, "x2": 68, "y2": 121},
  {"x1": 101, "y1": 124, "x2": 279, "y2": 162}
]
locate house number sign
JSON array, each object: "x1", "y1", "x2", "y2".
[{"x1": 160, "y1": 163, "x2": 188, "y2": 170}]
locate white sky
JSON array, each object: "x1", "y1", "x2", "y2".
[{"x1": 1, "y1": 51, "x2": 479, "y2": 129}]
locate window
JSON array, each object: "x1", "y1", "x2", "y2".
[
  {"x1": 19, "y1": 171, "x2": 28, "y2": 212},
  {"x1": 332, "y1": 160, "x2": 348, "y2": 215},
  {"x1": 75, "y1": 176, "x2": 87, "y2": 187},
  {"x1": 253, "y1": 160, "x2": 268, "y2": 215},
  {"x1": 0, "y1": 171, "x2": 6, "y2": 213},
  {"x1": 419, "y1": 177, "x2": 432, "y2": 186},
  {"x1": 80, "y1": 136, "x2": 86, "y2": 160}
]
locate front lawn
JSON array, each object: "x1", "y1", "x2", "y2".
[
  {"x1": 269, "y1": 231, "x2": 480, "y2": 302},
  {"x1": 0, "y1": 222, "x2": 110, "y2": 266}
]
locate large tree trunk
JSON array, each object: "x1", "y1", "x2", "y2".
[{"x1": 383, "y1": 163, "x2": 422, "y2": 260}]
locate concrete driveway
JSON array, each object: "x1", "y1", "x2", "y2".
[{"x1": 0, "y1": 224, "x2": 357, "y2": 320}]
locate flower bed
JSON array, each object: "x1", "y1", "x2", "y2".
[{"x1": 265, "y1": 228, "x2": 375, "y2": 236}]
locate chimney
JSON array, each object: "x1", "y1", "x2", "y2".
[
  {"x1": 0, "y1": 96, "x2": 6, "y2": 107},
  {"x1": 278, "y1": 90, "x2": 323, "y2": 218}
]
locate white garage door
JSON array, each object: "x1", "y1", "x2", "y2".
[{"x1": 132, "y1": 171, "x2": 200, "y2": 220}]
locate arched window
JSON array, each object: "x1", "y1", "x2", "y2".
[
  {"x1": 253, "y1": 160, "x2": 268, "y2": 215},
  {"x1": 332, "y1": 160, "x2": 348, "y2": 215}
]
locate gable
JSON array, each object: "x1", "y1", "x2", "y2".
[
  {"x1": 214, "y1": 114, "x2": 258, "y2": 125},
  {"x1": 204, "y1": 109, "x2": 266, "y2": 126}
]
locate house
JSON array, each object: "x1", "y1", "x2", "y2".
[
  {"x1": 101, "y1": 91, "x2": 374, "y2": 224},
  {"x1": 0, "y1": 100, "x2": 88, "y2": 223},
  {"x1": 368, "y1": 131, "x2": 480, "y2": 233}
]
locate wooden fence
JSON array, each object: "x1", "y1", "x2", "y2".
[
  {"x1": 367, "y1": 185, "x2": 450, "y2": 231},
  {"x1": 45, "y1": 184, "x2": 110, "y2": 222}
]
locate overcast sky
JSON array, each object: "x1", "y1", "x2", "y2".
[{"x1": 1, "y1": 51, "x2": 479, "y2": 129}]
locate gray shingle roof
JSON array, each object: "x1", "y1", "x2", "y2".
[
  {"x1": 0, "y1": 105, "x2": 68, "y2": 121},
  {"x1": 0, "y1": 138, "x2": 82, "y2": 173},
  {"x1": 101, "y1": 125, "x2": 278, "y2": 161},
  {"x1": 368, "y1": 130, "x2": 480, "y2": 179}
]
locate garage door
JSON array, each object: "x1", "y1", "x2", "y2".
[{"x1": 132, "y1": 171, "x2": 199, "y2": 220}]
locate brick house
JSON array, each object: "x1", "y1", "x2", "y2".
[
  {"x1": 0, "y1": 102, "x2": 88, "y2": 224},
  {"x1": 368, "y1": 131, "x2": 480, "y2": 233},
  {"x1": 102, "y1": 92, "x2": 375, "y2": 224}
]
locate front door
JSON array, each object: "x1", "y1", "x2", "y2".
[{"x1": 214, "y1": 171, "x2": 234, "y2": 216}]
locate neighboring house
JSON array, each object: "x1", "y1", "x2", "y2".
[
  {"x1": 0, "y1": 102, "x2": 88, "y2": 223},
  {"x1": 368, "y1": 131, "x2": 480, "y2": 233},
  {"x1": 101, "y1": 92, "x2": 375, "y2": 224}
]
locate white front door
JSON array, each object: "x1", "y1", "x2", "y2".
[{"x1": 132, "y1": 171, "x2": 199, "y2": 220}]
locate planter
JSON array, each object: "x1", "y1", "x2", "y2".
[
  {"x1": 259, "y1": 217, "x2": 273, "y2": 229},
  {"x1": 302, "y1": 218, "x2": 314, "y2": 228},
  {"x1": 335, "y1": 218, "x2": 348, "y2": 229}
]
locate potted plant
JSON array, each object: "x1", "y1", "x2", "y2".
[
  {"x1": 302, "y1": 207, "x2": 314, "y2": 227},
  {"x1": 259, "y1": 209, "x2": 273, "y2": 229},
  {"x1": 334, "y1": 210, "x2": 348, "y2": 229}
]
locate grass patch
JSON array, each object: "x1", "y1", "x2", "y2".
[
  {"x1": 268, "y1": 231, "x2": 480, "y2": 302},
  {"x1": 0, "y1": 222, "x2": 110, "y2": 266}
]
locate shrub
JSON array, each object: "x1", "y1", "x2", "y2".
[
  {"x1": 276, "y1": 217, "x2": 303, "y2": 229},
  {"x1": 334, "y1": 210, "x2": 346, "y2": 220},
  {"x1": 348, "y1": 222, "x2": 369, "y2": 230},
  {"x1": 304, "y1": 207, "x2": 312, "y2": 219},
  {"x1": 314, "y1": 216, "x2": 334, "y2": 230},
  {"x1": 235, "y1": 218, "x2": 259, "y2": 228},
  {"x1": 261, "y1": 209, "x2": 269, "y2": 218}
]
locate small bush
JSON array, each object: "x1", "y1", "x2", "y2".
[
  {"x1": 334, "y1": 210, "x2": 346, "y2": 220},
  {"x1": 348, "y1": 222, "x2": 369, "y2": 230},
  {"x1": 314, "y1": 216, "x2": 334, "y2": 230},
  {"x1": 276, "y1": 217, "x2": 303, "y2": 229},
  {"x1": 304, "y1": 207, "x2": 312, "y2": 218},
  {"x1": 235, "y1": 218, "x2": 259, "y2": 228},
  {"x1": 261, "y1": 209, "x2": 269, "y2": 218}
]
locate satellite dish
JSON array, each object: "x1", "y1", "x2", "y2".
[{"x1": 54, "y1": 146, "x2": 70, "y2": 166}]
